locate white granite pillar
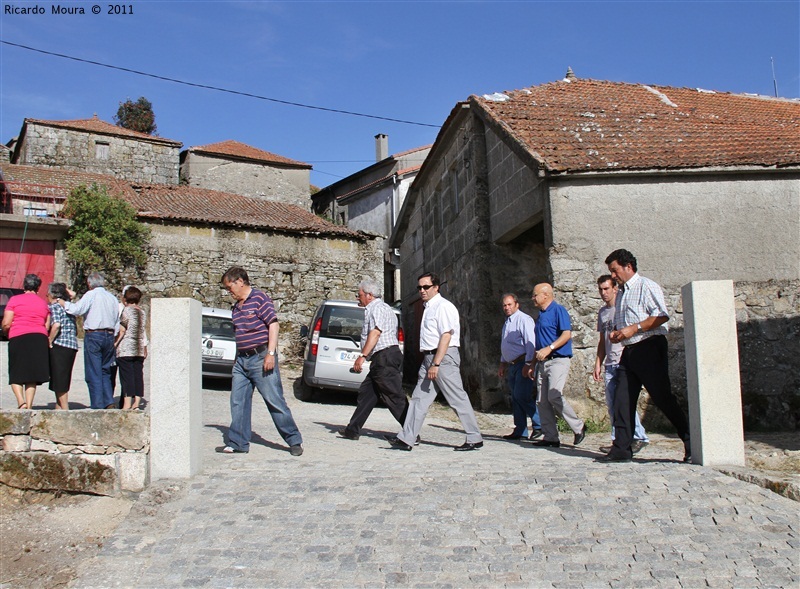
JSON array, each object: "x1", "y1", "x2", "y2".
[
  {"x1": 149, "y1": 298, "x2": 203, "y2": 479},
  {"x1": 682, "y1": 280, "x2": 745, "y2": 466}
]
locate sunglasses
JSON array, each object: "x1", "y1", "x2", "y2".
[{"x1": 417, "y1": 284, "x2": 435, "y2": 291}]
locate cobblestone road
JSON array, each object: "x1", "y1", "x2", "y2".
[{"x1": 69, "y1": 368, "x2": 798, "y2": 588}]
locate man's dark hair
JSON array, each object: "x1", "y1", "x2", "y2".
[
  {"x1": 604, "y1": 249, "x2": 637, "y2": 272},
  {"x1": 596, "y1": 274, "x2": 614, "y2": 286},
  {"x1": 221, "y1": 266, "x2": 250, "y2": 285},
  {"x1": 417, "y1": 272, "x2": 440, "y2": 286},
  {"x1": 124, "y1": 286, "x2": 142, "y2": 304}
]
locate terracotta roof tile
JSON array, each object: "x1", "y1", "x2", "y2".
[
  {"x1": 128, "y1": 184, "x2": 361, "y2": 237},
  {"x1": 188, "y1": 140, "x2": 311, "y2": 168},
  {"x1": 24, "y1": 116, "x2": 182, "y2": 146},
  {"x1": 472, "y1": 79, "x2": 800, "y2": 173},
  {"x1": 0, "y1": 162, "x2": 137, "y2": 201}
]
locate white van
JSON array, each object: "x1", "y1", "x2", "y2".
[
  {"x1": 201, "y1": 307, "x2": 236, "y2": 378},
  {"x1": 299, "y1": 300, "x2": 403, "y2": 399}
]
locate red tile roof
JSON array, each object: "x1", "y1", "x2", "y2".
[
  {"x1": 0, "y1": 163, "x2": 361, "y2": 238},
  {"x1": 472, "y1": 79, "x2": 800, "y2": 173},
  {"x1": 128, "y1": 184, "x2": 360, "y2": 237},
  {"x1": 23, "y1": 116, "x2": 182, "y2": 147},
  {"x1": 0, "y1": 162, "x2": 137, "y2": 201},
  {"x1": 187, "y1": 140, "x2": 311, "y2": 168}
]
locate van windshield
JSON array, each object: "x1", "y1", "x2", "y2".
[
  {"x1": 321, "y1": 306, "x2": 363, "y2": 343},
  {"x1": 202, "y1": 316, "x2": 235, "y2": 340}
]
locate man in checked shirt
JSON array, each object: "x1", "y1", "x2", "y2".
[
  {"x1": 338, "y1": 278, "x2": 408, "y2": 441},
  {"x1": 597, "y1": 249, "x2": 691, "y2": 464}
]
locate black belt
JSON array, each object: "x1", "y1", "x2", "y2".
[
  {"x1": 507, "y1": 354, "x2": 526, "y2": 365},
  {"x1": 422, "y1": 349, "x2": 437, "y2": 355},
  {"x1": 238, "y1": 343, "x2": 268, "y2": 357},
  {"x1": 85, "y1": 328, "x2": 114, "y2": 333},
  {"x1": 371, "y1": 345, "x2": 398, "y2": 357},
  {"x1": 539, "y1": 355, "x2": 571, "y2": 362}
]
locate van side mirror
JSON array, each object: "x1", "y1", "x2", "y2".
[{"x1": 299, "y1": 325, "x2": 308, "y2": 339}]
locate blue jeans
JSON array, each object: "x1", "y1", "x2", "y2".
[
  {"x1": 84, "y1": 331, "x2": 116, "y2": 409},
  {"x1": 227, "y1": 352, "x2": 302, "y2": 452},
  {"x1": 505, "y1": 362, "x2": 540, "y2": 436},
  {"x1": 605, "y1": 364, "x2": 648, "y2": 442}
]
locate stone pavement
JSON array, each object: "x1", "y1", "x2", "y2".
[{"x1": 67, "y1": 366, "x2": 798, "y2": 589}]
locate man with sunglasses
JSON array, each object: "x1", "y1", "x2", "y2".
[{"x1": 386, "y1": 272, "x2": 483, "y2": 451}]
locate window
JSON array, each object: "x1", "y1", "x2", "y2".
[
  {"x1": 451, "y1": 168, "x2": 460, "y2": 214},
  {"x1": 23, "y1": 206, "x2": 48, "y2": 217},
  {"x1": 95, "y1": 141, "x2": 109, "y2": 160}
]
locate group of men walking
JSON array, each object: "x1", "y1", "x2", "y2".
[{"x1": 217, "y1": 248, "x2": 691, "y2": 465}]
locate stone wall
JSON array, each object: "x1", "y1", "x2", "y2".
[
  {"x1": 0, "y1": 410, "x2": 149, "y2": 496},
  {"x1": 180, "y1": 153, "x2": 311, "y2": 209},
  {"x1": 18, "y1": 123, "x2": 179, "y2": 185},
  {"x1": 138, "y1": 223, "x2": 383, "y2": 356}
]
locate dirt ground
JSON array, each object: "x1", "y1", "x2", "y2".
[{"x1": 1, "y1": 428, "x2": 797, "y2": 589}]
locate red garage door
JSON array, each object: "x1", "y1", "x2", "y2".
[{"x1": 0, "y1": 239, "x2": 55, "y2": 298}]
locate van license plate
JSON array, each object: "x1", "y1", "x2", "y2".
[
  {"x1": 203, "y1": 349, "x2": 224, "y2": 358},
  {"x1": 339, "y1": 351, "x2": 360, "y2": 362}
]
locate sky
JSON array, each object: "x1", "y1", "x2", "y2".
[{"x1": 1, "y1": 1, "x2": 798, "y2": 188}]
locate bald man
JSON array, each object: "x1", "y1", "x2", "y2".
[{"x1": 525, "y1": 283, "x2": 586, "y2": 448}]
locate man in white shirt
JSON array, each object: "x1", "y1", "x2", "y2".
[{"x1": 386, "y1": 272, "x2": 483, "y2": 451}]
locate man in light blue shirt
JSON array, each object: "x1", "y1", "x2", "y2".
[
  {"x1": 60, "y1": 272, "x2": 119, "y2": 409},
  {"x1": 498, "y1": 293, "x2": 541, "y2": 440}
]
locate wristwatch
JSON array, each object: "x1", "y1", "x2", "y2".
[
  {"x1": 432, "y1": 362, "x2": 440, "y2": 367},
  {"x1": 268, "y1": 350, "x2": 276, "y2": 356}
]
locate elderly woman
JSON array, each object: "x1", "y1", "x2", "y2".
[
  {"x1": 1, "y1": 274, "x2": 51, "y2": 409},
  {"x1": 114, "y1": 286, "x2": 147, "y2": 410},
  {"x1": 47, "y1": 283, "x2": 78, "y2": 410}
]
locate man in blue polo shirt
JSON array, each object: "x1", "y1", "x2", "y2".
[
  {"x1": 217, "y1": 266, "x2": 303, "y2": 456},
  {"x1": 525, "y1": 283, "x2": 586, "y2": 448}
]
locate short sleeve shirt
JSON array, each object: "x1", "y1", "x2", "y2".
[
  {"x1": 614, "y1": 273, "x2": 669, "y2": 345},
  {"x1": 533, "y1": 300, "x2": 573, "y2": 357},
  {"x1": 231, "y1": 288, "x2": 277, "y2": 350},
  {"x1": 6, "y1": 292, "x2": 49, "y2": 338},
  {"x1": 597, "y1": 304, "x2": 622, "y2": 366},
  {"x1": 49, "y1": 302, "x2": 78, "y2": 350},
  {"x1": 361, "y1": 298, "x2": 399, "y2": 356},
  {"x1": 419, "y1": 294, "x2": 460, "y2": 350}
]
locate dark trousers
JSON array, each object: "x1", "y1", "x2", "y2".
[
  {"x1": 117, "y1": 356, "x2": 145, "y2": 399},
  {"x1": 345, "y1": 346, "x2": 408, "y2": 436},
  {"x1": 610, "y1": 335, "x2": 689, "y2": 458}
]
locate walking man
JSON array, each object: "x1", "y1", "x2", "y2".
[
  {"x1": 593, "y1": 275, "x2": 649, "y2": 453},
  {"x1": 218, "y1": 267, "x2": 303, "y2": 456},
  {"x1": 598, "y1": 250, "x2": 691, "y2": 463},
  {"x1": 527, "y1": 283, "x2": 586, "y2": 448},
  {"x1": 338, "y1": 278, "x2": 408, "y2": 440},
  {"x1": 498, "y1": 293, "x2": 541, "y2": 440},
  {"x1": 386, "y1": 272, "x2": 483, "y2": 451},
  {"x1": 60, "y1": 272, "x2": 119, "y2": 409}
]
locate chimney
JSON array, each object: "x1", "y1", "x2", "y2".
[
  {"x1": 375, "y1": 134, "x2": 388, "y2": 162},
  {"x1": 565, "y1": 66, "x2": 576, "y2": 80}
]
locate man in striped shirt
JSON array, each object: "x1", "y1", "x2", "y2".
[
  {"x1": 218, "y1": 267, "x2": 303, "y2": 456},
  {"x1": 338, "y1": 278, "x2": 408, "y2": 440},
  {"x1": 597, "y1": 250, "x2": 691, "y2": 463}
]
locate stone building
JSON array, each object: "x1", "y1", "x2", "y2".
[
  {"x1": 391, "y1": 77, "x2": 800, "y2": 429},
  {"x1": 180, "y1": 140, "x2": 312, "y2": 208},
  {"x1": 0, "y1": 164, "x2": 382, "y2": 350},
  {"x1": 11, "y1": 116, "x2": 182, "y2": 185},
  {"x1": 312, "y1": 136, "x2": 431, "y2": 300}
]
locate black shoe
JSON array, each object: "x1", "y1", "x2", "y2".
[
  {"x1": 528, "y1": 429, "x2": 543, "y2": 440},
  {"x1": 573, "y1": 424, "x2": 587, "y2": 446},
  {"x1": 384, "y1": 435, "x2": 412, "y2": 451},
  {"x1": 531, "y1": 439, "x2": 560, "y2": 448},
  {"x1": 683, "y1": 452, "x2": 692, "y2": 464},
  {"x1": 216, "y1": 446, "x2": 248, "y2": 454},
  {"x1": 337, "y1": 428, "x2": 360, "y2": 440},
  {"x1": 414, "y1": 435, "x2": 421, "y2": 446},
  {"x1": 454, "y1": 441, "x2": 483, "y2": 451},
  {"x1": 631, "y1": 440, "x2": 649, "y2": 454},
  {"x1": 595, "y1": 453, "x2": 632, "y2": 463},
  {"x1": 502, "y1": 433, "x2": 524, "y2": 440}
]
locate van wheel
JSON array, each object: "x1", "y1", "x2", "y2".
[{"x1": 296, "y1": 382, "x2": 315, "y2": 402}]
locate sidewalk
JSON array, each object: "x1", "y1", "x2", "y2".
[{"x1": 68, "y1": 364, "x2": 798, "y2": 588}]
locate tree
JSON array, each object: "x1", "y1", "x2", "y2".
[
  {"x1": 114, "y1": 96, "x2": 157, "y2": 135},
  {"x1": 61, "y1": 184, "x2": 151, "y2": 293}
]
